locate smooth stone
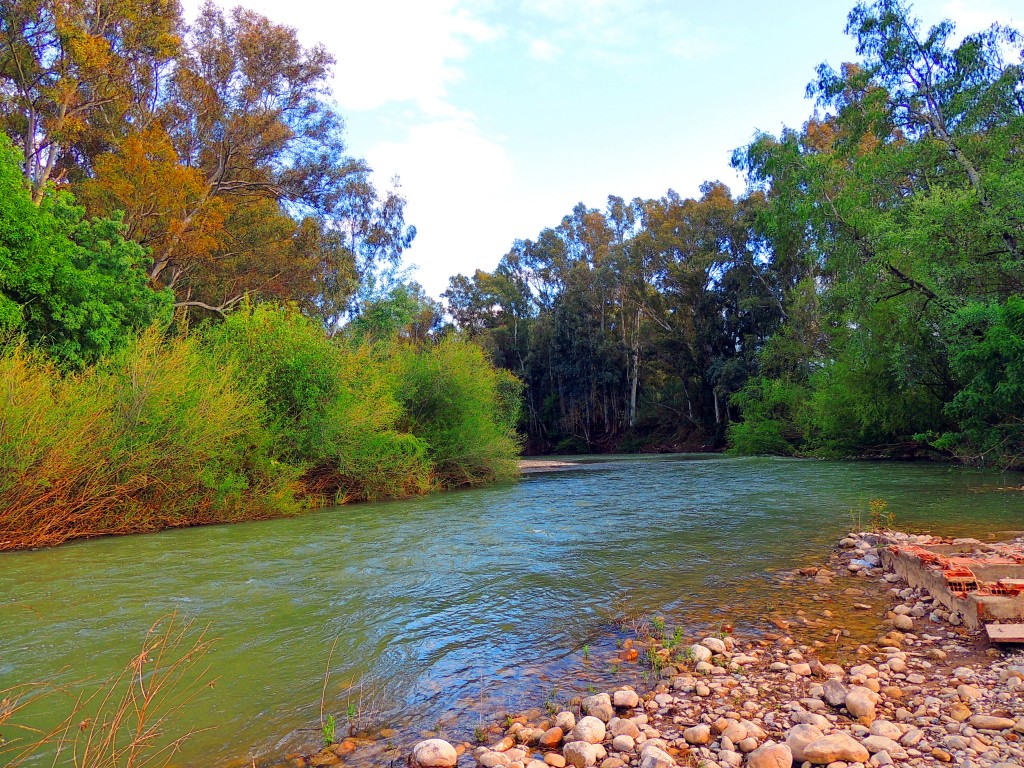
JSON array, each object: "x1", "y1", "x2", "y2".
[
  {"x1": 555, "y1": 712, "x2": 576, "y2": 731},
  {"x1": 610, "y1": 735, "x2": 634, "y2": 753},
  {"x1": 608, "y1": 719, "x2": 640, "y2": 740},
  {"x1": 786, "y1": 724, "x2": 824, "y2": 762},
  {"x1": 823, "y1": 679, "x2": 848, "y2": 708},
  {"x1": 581, "y1": 694, "x2": 613, "y2": 723},
  {"x1": 480, "y1": 753, "x2": 511, "y2": 768},
  {"x1": 612, "y1": 689, "x2": 639, "y2": 709},
  {"x1": 722, "y1": 723, "x2": 748, "y2": 744},
  {"x1": 746, "y1": 742, "x2": 793, "y2": 768},
  {"x1": 845, "y1": 688, "x2": 877, "y2": 718},
  {"x1": 562, "y1": 742, "x2": 598, "y2": 768},
  {"x1": 893, "y1": 615, "x2": 913, "y2": 631},
  {"x1": 638, "y1": 744, "x2": 674, "y2": 768},
  {"x1": 701, "y1": 636, "x2": 727, "y2": 654},
  {"x1": 868, "y1": 721, "x2": 901, "y2": 741},
  {"x1": 539, "y1": 728, "x2": 564, "y2": 749},
  {"x1": 969, "y1": 715, "x2": 1016, "y2": 731},
  {"x1": 569, "y1": 717, "x2": 606, "y2": 745},
  {"x1": 861, "y1": 736, "x2": 907, "y2": 759},
  {"x1": 688, "y1": 644, "x2": 713, "y2": 663},
  {"x1": 683, "y1": 724, "x2": 711, "y2": 745},
  {"x1": 803, "y1": 733, "x2": 870, "y2": 764},
  {"x1": 412, "y1": 739, "x2": 458, "y2": 768}
]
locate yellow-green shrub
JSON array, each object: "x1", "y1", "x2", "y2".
[{"x1": 0, "y1": 333, "x2": 299, "y2": 549}]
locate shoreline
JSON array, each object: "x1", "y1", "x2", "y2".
[{"x1": 292, "y1": 529, "x2": 1024, "y2": 768}]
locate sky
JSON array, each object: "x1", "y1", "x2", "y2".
[{"x1": 181, "y1": 0, "x2": 1020, "y2": 298}]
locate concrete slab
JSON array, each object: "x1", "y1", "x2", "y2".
[{"x1": 986, "y1": 624, "x2": 1024, "y2": 643}]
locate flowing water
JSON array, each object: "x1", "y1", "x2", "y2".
[{"x1": 1, "y1": 455, "x2": 1021, "y2": 765}]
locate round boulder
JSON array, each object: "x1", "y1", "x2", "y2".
[
  {"x1": 411, "y1": 739, "x2": 458, "y2": 768},
  {"x1": 747, "y1": 742, "x2": 793, "y2": 768},
  {"x1": 563, "y1": 741, "x2": 598, "y2": 768},
  {"x1": 569, "y1": 716, "x2": 606, "y2": 745}
]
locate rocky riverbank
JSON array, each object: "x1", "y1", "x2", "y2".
[{"x1": 293, "y1": 530, "x2": 1024, "y2": 768}]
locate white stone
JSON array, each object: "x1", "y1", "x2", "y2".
[
  {"x1": 569, "y1": 716, "x2": 606, "y2": 745},
  {"x1": 411, "y1": 739, "x2": 458, "y2": 768}
]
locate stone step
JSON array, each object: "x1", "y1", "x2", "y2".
[{"x1": 985, "y1": 623, "x2": 1024, "y2": 643}]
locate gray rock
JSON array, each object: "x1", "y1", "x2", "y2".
[{"x1": 822, "y1": 679, "x2": 848, "y2": 708}]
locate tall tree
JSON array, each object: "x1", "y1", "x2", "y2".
[{"x1": 0, "y1": 0, "x2": 182, "y2": 201}]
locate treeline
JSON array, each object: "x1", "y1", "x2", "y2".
[
  {"x1": 445, "y1": 0, "x2": 1024, "y2": 468},
  {"x1": 0, "y1": 2, "x2": 520, "y2": 549}
]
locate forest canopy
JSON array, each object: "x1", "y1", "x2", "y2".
[{"x1": 443, "y1": 0, "x2": 1024, "y2": 469}]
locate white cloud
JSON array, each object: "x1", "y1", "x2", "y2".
[
  {"x1": 365, "y1": 117, "x2": 518, "y2": 295},
  {"x1": 528, "y1": 39, "x2": 561, "y2": 61},
  {"x1": 517, "y1": 0, "x2": 718, "y2": 62},
  {"x1": 181, "y1": 0, "x2": 497, "y2": 114},
  {"x1": 942, "y1": 0, "x2": 1019, "y2": 36}
]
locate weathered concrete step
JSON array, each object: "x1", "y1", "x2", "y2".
[{"x1": 985, "y1": 623, "x2": 1024, "y2": 643}]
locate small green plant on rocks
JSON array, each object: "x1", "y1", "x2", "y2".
[{"x1": 322, "y1": 714, "x2": 336, "y2": 747}]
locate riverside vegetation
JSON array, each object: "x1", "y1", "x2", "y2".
[
  {"x1": 0, "y1": 0, "x2": 520, "y2": 549},
  {"x1": 0, "y1": 298, "x2": 521, "y2": 549}
]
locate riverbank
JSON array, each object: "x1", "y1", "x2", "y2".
[{"x1": 295, "y1": 528, "x2": 1024, "y2": 768}]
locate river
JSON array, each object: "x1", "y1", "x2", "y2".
[{"x1": 1, "y1": 455, "x2": 1020, "y2": 765}]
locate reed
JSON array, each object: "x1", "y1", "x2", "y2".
[{"x1": 0, "y1": 614, "x2": 212, "y2": 768}]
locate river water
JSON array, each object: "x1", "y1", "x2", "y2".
[{"x1": 1, "y1": 455, "x2": 1021, "y2": 765}]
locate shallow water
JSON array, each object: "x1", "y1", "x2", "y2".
[{"x1": 1, "y1": 455, "x2": 1020, "y2": 765}]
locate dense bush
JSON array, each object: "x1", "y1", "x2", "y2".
[
  {"x1": 205, "y1": 305, "x2": 434, "y2": 502},
  {"x1": 933, "y1": 299, "x2": 1024, "y2": 466},
  {"x1": 0, "y1": 333, "x2": 298, "y2": 549},
  {"x1": 390, "y1": 337, "x2": 523, "y2": 487}
]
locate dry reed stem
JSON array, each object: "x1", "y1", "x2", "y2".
[{"x1": 0, "y1": 613, "x2": 215, "y2": 768}]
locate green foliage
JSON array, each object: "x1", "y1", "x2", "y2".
[
  {"x1": 726, "y1": 0, "x2": 1024, "y2": 467},
  {"x1": 726, "y1": 377, "x2": 804, "y2": 455},
  {"x1": 390, "y1": 337, "x2": 523, "y2": 488},
  {"x1": 322, "y1": 714, "x2": 336, "y2": 747},
  {"x1": 0, "y1": 332, "x2": 298, "y2": 548},
  {"x1": 0, "y1": 134, "x2": 171, "y2": 368},
  {"x1": 933, "y1": 298, "x2": 1024, "y2": 466},
  {"x1": 205, "y1": 303, "x2": 433, "y2": 502}
]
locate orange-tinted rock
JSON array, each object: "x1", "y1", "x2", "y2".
[{"x1": 539, "y1": 727, "x2": 564, "y2": 749}]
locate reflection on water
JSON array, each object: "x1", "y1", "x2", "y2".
[{"x1": 0, "y1": 455, "x2": 1020, "y2": 764}]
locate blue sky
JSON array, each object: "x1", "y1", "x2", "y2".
[{"x1": 183, "y1": 0, "x2": 1020, "y2": 297}]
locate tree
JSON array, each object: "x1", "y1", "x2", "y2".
[
  {"x1": 0, "y1": 0, "x2": 182, "y2": 201},
  {"x1": 0, "y1": 133, "x2": 171, "y2": 366}
]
